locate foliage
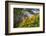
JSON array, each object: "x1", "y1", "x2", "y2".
[{"x1": 14, "y1": 8, "x2": 39, "y2": 28}]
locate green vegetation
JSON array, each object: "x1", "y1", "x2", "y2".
[{"x1": 14, "y1": 8, "x2": 39, "y2": 28}]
